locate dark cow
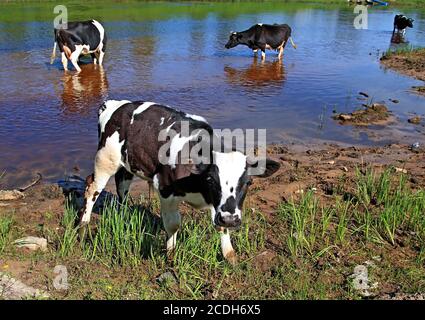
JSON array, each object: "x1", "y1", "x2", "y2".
[
  {"x1": 393, "y1": 15, "x2": 414, "y2": 37},
  {"x1": 78, "y1": 100, "x2": 280, "y2": 264},
  {"x1": 225, "y1": 23, "x2": 297, "y2": 60},
  {"x1": 50, "y1": 20, "x2": 106, "y2": 72}
]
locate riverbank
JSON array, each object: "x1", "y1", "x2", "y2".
[
  {"x1": 1, "y1": 143, "x2": 425, "y2": 299},
  {"x1": 381, "y1": 47, "x2": 425, "y2": 95},
  {"x1": 3, "y1": 0, "x2": 425, "y2": 9}
]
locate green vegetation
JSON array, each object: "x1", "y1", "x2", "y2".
[
  {"x1": 1, "y1": 0, "x2": 423, "y2": 24},
  {"x1": 279, "y1": 167, "x2": 425, "y2": 261},
  {"x1": 0, "y1": 216, "x2": 13, "y2": 254},
  {"x1": 2, "y1": 167, "x2": 422, "y2": 299},
  {"x1": 382, "y1": 45, "x2": 422, "y2": 58},
  {"x1": 55, "y1": 198, "x2": 79, "y2": 258}
]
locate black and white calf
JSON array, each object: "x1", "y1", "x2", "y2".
[
  {"x1": 78, "y1": 100, "x2": 280, "y2": 264},
  {"x1": 50, "y1": 20, "x2": 106, "y2": 72},
  {"x1": 225, "y1": 23, "x2": 297, "y2": 60},
  {"x1": 393, "y1": 15, "x2": 414, "y2": 37}
]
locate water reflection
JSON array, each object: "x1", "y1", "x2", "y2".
[
  {"x1": 390, "y1": 32, "x2": 409, "y2": 44},
  {"x1": 224, "y1": 58, "x2": 286, "y2": 92},
  {"x1": 60, "y1": 64, "x2": 109, "y2": 115}
]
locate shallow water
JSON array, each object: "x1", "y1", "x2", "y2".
[{"x1": 1, "y1": 1, "x2": 425, "y2": 188}]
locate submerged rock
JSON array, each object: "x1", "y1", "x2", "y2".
[
  {"x1": 333, "y1": 103, "x2": 390, "y2": 126},
  {"x1": 408, "y1": 116, "x2": 421, "y2": 124}
]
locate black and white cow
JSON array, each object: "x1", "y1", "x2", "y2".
[
  {"x1": 225, "y1": 23, "x2": 297, "y2": 60},
  {"x1": 50, "y1": 20, "x2": 106, "y2": 72},
  {"x1": 78, "y1": 100, "x2": 280, "y2": 264},
  {"x1": 393, "y1": 15, "x2": 414, "y2": 37}
]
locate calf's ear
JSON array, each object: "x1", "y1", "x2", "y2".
[{"x1": 247, "y1": 158, "x2": 280, "y2": 179}]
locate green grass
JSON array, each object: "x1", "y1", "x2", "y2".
[
  {"x1": 82, "y1": 198, "x2": 163, "y2": 266},
  {"x1": 55, "y1": 197, "x2": 79, "y2": 258},
  {"x1": 279, "y1": 167, "x2": 425, "y2": 260},
  {"x1": 49, "y1": 167, "x2": 424, "y2": 299},
  {"x1": 51, "y1": 193, "x2": 270, "y2": 299},
  {"x1": 382, "y1": 46, "x2": 425, "y2": 59},
  {"x1": 1, "y1": 0, "x2": 424, "y2": 24},
  {"x1": 2, "y1": 166, "x2": 425, "y2": 299},
  {"x1": 0, "y1": 216, "x2": 13, "y2": 254}
]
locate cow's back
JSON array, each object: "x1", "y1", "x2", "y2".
[
  {"x1": 258, "y1": 24, "x2": 292, "y2": 49},
  {"x1": 56, "y1": 20, "x2": 102, "y2": 51},
  {"x1": 98, "y1": 100, "x2": 212, "y2": 179}
]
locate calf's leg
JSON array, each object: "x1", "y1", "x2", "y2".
[
  {"x1": 278, "y1": 46, "x2": 284, "y2": 60},
  {"x1": 61, "y1": 52, "x2": 68, "y2": 71},
  {"x1": 115, "y1": 167, "x2": 134, "y2": 204},
  {"x1": 70, "y1": 46, "x2": 83, "y2": 72},
  {"x1": 160, "y1": 197, "x2": 181, "y2": 253},
  {"x1": 98, "y1": 50, "x2": 105, "y2": 66},
  {"x1": 220, "y1": 228, "x2": 237, "y2": 265},
  {"x1": 78, "y1": 137, "x2": 122, "y2": 237},
  {"x1": 91, "y1": 53, "x2": 98, "y2": 64}
]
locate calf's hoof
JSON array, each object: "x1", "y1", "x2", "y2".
[{"x1": 224, "y1": 251, "x2": 238, "y2": 266}]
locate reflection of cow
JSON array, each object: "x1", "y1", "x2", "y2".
[
  {"x1": 50, "y1": 20, "x2": 107, "y2": 72},
  {"x1": 61, "y1": 65, "x2": 108, "y2": 115},
  {"x1": 224, "y1": 58, "x2": 286, "y2": 88}
]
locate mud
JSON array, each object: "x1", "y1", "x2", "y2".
[
  {"x1": 2, "y1": 142, "x2": 425, "y2": 299},
  {"x1": 380, "y1": 48, "x2": 425, "y2": 95},
  {"x1": 2, "y1": 142, "x2": 425, "y2": 227},
  {"x1": 332, "y1": 103, "x2": 392, "y2": 126}
]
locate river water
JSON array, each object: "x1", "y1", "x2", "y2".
[{"x1": 1, "y1": 1, "x2": 425, "y2": 187}]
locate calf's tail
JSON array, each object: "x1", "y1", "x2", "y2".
[
  {"x1": 50, "y1": 42, "x2": 57, "y2": 64},
  {"x1": 289, "y1": 37, "x2": 297, "y2": 49}
]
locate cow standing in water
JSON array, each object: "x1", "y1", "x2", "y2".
[
  {"x1": 78, "y1": 100, "x2": 280, "y2": 264},
  {"x1": 393, "y1": 15, "x2": 414, "y2": 37},
  {"x1": 50, "y1": 20, "x2": 107, "y2": 72},
  {"x1": 225, "y1": 23, "x2": 297, "y2": 60}
]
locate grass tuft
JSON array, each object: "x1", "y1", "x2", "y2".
[{"x1": 0, "y1": 216, "x2": 13, "y2": 254}]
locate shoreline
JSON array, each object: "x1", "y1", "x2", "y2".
[
  {"x1": 2, "y1": 142, "x2": 425, "y2": 299},
  {"x1": 380, "y1": 47, "x2": 425, "y2": 96}
]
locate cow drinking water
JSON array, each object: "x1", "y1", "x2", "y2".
[
  {"x1": 78, "y1": 100, "x2": 280, "y2": 264},
  {"x1": 50, "y1": 20, "x2": 107, "y2": 72},
  {"x1": 225, "y1": 23, "x2": 297, "y2": 60}
]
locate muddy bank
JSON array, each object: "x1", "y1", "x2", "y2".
[
  {"x1": 1, "y1": 142, "x2": 425, "y2": 299},
  {"x1": 2, "y1": 142, "x2": 425, "y2": 219},
  {"x1": 380, "y1": 48, "x2": 425, "y2": 95},
  {"x1": 332, "y1": 103, "x2": 392, "y2": 126}
]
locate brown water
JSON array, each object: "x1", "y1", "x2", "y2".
[{"x1": 1, "y1": 2, "x2": 425, "y2": 188}]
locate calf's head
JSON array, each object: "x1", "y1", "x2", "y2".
[
  {"x1": 225, "y1": 32, "x2": 242, "y2": 49},
  {"x1": 407, "y1": 18, "x2": 414, "y2": 28},
  {"x1": 204, "y1": 151, "x2": 280, "y2": 229}
]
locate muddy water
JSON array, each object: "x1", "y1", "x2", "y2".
[{"x1": 1, "y1": 2, "x2": 425, "y2": 188}]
